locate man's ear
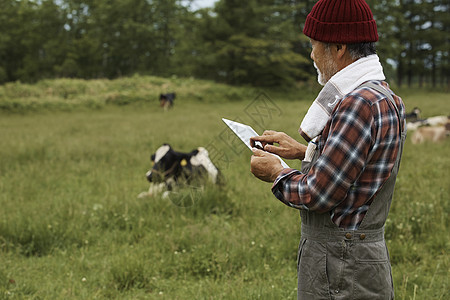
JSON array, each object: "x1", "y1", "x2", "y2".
[{"x1": 336, "y1": 44, "x2": 347, "y2": 59}]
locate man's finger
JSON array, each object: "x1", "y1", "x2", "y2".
[
  {"x1": 250, "y1": 135, "x2": 278, "y2": 144},
  {"x1": 264, "y1": 144, "x2": 280, "y2": 154},
  {"x1": 262, "y1": 130, "x2": 277, "y2": 136},
  {"x1": 251, "y1": 147, "x2": 265, "y2": 156}
]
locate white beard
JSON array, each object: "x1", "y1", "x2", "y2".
[
  {"x1": 314, "y1": 54, "x2": 339, "y2": 87},
  {"x1": 314, "y1": 62, "x2": 326, "y2": 86}
]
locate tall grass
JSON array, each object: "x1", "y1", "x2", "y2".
[
  {"x1": 0, "y1": 76, "x2": 260, "y2": 113},
  {"x1": 0, "y1": 77, "x2": 448, "y2": 299}
]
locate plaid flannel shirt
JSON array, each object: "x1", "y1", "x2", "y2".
[{"x1": 272, "y1": 81, "x2": 405, "y2": 230}]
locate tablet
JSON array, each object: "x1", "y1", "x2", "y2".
[{"x1": 222, "y1": 118, "x2": 290, "y2": 168}]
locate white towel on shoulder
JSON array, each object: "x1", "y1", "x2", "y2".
[{"x1": 299, "y1": 54, "x2": 385, "y2": 142}]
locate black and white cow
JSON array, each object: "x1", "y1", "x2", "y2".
[
  {"x1": 410, "y1": 116, "x2": 450, "y2": 144},
  {"x1": 159, "y1": 93, "x2": 176, "y2": 110},
  {"x1": 138, "y1": 144, "x2": 220, "y2": 198},
  {"x1": 405, "y1": 107, "x2": 421, "y2": 122},
  {"x1": 406, "y1": 115, "x2": 448, "y2": 131}
]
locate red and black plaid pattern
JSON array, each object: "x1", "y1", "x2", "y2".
[{"x1": 272, "y1": 81, "x2": 405, "y2": 230}]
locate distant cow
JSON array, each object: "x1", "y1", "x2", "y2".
[
  {"x1": 407, "y1": 119, "x2": 428, "y2": 131},
  {"x1": 159, "y1": 93, "x2": 176, "y2": 110},
  {"x1": 405, "y1": 107, "x2": 421, "y2": 122},
  {"x1": 406, "y1": 116, "x2": 450, "y2": 131},
  {"x1": 407, "y1": 115, "x2": 449, "y2": 131},
  {"x1": 138, "y1": 144, "x2": 220, "y2": 198},
  {"x1": 411, "y1": 126, "x2": 448, "y2": 144},
  {"x1": 410, "y1": 116, "x2": 449, "y2": 144},
  {"x1": 425, "y1": 115, "x2": 448, "y2": 127}
]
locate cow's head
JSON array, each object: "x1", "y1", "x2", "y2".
[{"x1": 146, "y1": 144, "x2": 198, "y2": 184}]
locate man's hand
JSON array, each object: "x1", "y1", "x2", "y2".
[
  {"x1": 250, "y1": 130, "x2": 307, "y2": 160},
  {"x1": 250, "y1": 148, "x2": 285, "y2": 182}
]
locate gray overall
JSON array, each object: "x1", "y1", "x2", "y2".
[{"x1": 297, "y1": 83, "x2": 406, "y2": 300}]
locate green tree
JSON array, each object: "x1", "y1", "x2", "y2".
[
  {"x1": 57, "y1": 0, "x2": 186, "y2": 79},
  {"x1": 370, "y1": 0, "x2": 449, "y2": 88},
  {"x1": 199, "y1": 0, "x2": 310, "y2": 86},
  {"x1": 0, "y1": 0, "x2": 19, "y2": 83},
  {"x1": 425, "y1": 0, "x2": 449, "y2": 87},
  {"x1": 0, "y1": 0, "x2": 447, "y2": 88}
]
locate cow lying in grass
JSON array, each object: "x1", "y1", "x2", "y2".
[
  {"x1": 408, "y1": 116, "x2": 449, "y2": 144},
  {"x1": 138, "y1": 144, "x2": 220, "y2": 198},
  {"x1": 407, "y1": 115, "x2": 448, "y2": 131}
]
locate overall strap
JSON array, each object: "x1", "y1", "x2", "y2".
[
  {"x1": 357, "y1": 81, "x2": 406, "y2": 230},
  {"x1": 360, "y1": 81, "x2": 405, "y2": 135}
]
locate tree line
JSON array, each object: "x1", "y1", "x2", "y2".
[{"x1": 0, "y1": 0, "x2": 448, "y2": 87}]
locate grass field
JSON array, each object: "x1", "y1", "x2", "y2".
[{"x1": 0, "y1": 77, "x2": 449, "y2": 299}]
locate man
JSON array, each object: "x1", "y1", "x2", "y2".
[{"x1": 250, "y1": 0, "x2": 406, "y2": 299}]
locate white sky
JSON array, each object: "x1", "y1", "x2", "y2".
[{"x1": 189, "y1": 0, "x2": 218, "y2": 10}]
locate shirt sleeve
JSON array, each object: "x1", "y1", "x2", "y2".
[{"x1": 271, "y1": 95, "x2": 375, "y2": 213}]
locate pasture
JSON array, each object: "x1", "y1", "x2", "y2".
[{"x1": 0, "y1": 77, "x2": 448, "y2": 299}]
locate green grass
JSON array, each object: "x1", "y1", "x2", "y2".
[{"x1": 0, "y1": 77, "x2": 449, "y2": 299}]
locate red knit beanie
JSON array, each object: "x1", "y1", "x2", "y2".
[{"x1": 303, "y1": 0, "x2": 378, "y2": 43}]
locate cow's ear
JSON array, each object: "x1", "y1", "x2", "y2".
[
  {"x1": 190, "y1": 149, "x2": 199, "y2": 156},
  {"x1": 151, "y1": 154, "x2": 155, "y2": 161},
  {"x1": 180, "y1": 159, "x2": 187, "y2": 167}
]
